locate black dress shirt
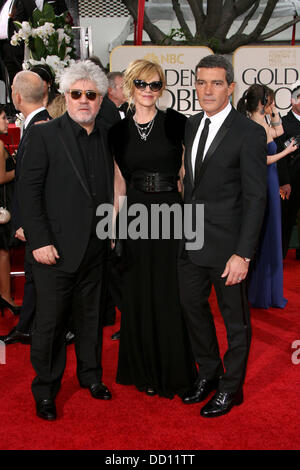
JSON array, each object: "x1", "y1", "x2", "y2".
[{"x1": 67, "y1": 114, "x2": 108, "y2": 242}]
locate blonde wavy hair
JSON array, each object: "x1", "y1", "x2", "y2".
[{"x1": 123, "y1": 59, "x2": 166, "y2": 109}]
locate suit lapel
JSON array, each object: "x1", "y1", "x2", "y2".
[
  {"x1": 186, "y1": 112, "x2": 203, "y2": 187},
  {"x1": 99, "y1": 128, "x2": 114, "y2": 204},
  {"x1": 18, "y1": 109, "x2": 50, "y2": 155},
  {"x1": 57, "y1": 113, "x2": 92, "y2": 200},
  {"x1": 194, "y1": 108, "x2": 236, "y2": 187}
]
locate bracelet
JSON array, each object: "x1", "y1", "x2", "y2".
[{"x1": 271, "y1": 118, "x2": 282, "y2": 127}]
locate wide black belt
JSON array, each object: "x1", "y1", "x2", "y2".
[{"x1": 130, "y1": 171, "x2": 178, "y2": 193}]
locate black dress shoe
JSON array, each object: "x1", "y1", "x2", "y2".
[
  {"x1": 181, "y1": 377, "x2": 219, "y2": 404},
  {"x1": 200, "y1": 389, "x2": 244, "y2": 418},
  {"x1": 36, "y1": 399, "x2": 57, "y2": 421},
  {"x1": 111, "y1": 330, "x2": 120, "y2": 340},
  {"x1": 0, "y1": 327, "x2": 31, "y2": 345},
  {"x1": 84, "y1": 383, "x2": 112, "y2": 400}
]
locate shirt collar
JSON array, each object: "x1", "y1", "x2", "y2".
[
  {"x1": 292, "y1": 110, "x2": 300, "y2": 122},
  {"x1": 203, "y1": 101, "x2": 232, "y2": 125},
  {"x1": 24, "y1": 107, "x2": 46, "y2": 129}
]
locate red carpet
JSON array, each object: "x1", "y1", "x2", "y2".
[{"x1": 1, "y1": 250, "x2": 300, "y2": 450}]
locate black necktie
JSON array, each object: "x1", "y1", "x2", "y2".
[{"x1": 194, "y1": 117, "x2": 211, "y2": 182}]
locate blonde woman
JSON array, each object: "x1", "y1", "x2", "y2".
[{"x1": 110, "y1": 59, "x2": 197, "y2": 398}]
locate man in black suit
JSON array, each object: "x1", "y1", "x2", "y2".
[
  {"x1": 276, "y1": 83, "x2": 300, "y2": 259},
  {"x1": 97, "y1": 71, "x2": 126, "y2": 130},
  {"x1": 19, "y1": 60, "x2": 114, "y2": 421},
  {"x1": 178, "y1": 55, "x2": 267, "y2": 418},
  {"x1": 97, "y1": 71, "x2": 126, "y2": 338},
  {"x1": 0, "y1": 70, "x2": 51, "y2": 345},
  {"x1": 0, "y1": 0, "x2": 36, "y2": 85}
]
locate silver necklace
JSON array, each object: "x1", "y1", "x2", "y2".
[{"x1": 133, "y1": 111, "x2": 157, "y2": 141}]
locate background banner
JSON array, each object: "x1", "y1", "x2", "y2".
[
  {"x1": 111, "y1": 45, "x2": 300, "y2": 116},
  {"x1": 233, "y1": 46, "x2": 300, "y2": 115}
]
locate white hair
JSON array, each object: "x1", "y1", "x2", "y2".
[{"x1": 60, "y1": 60, "x2": 108, "y2": 95}]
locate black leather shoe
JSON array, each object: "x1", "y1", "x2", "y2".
[
  {"x1": 84, "y1": 383, "x2": 112, "y2": 400},
  {"x1": 65, "y1": 331, "x2": 75, "y2": 345},
  {"x1": 200, "y1": 389, "x2": 244, "y2": 418},
  {"x1": 111, "y1": 330, "x2": 120, "y2": 340},
  {"x1": 36, "y1": 399, "x2": 57, "y2": 421},
  {"x1": 0, "y1": 327, "x2": 31, "y2": 345},
  {"x1": 181, "y1": 377, "x2": 219, "y2": 404}
]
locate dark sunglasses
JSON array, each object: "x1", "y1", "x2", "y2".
[
  {"x1": 133, "y1": 79, "x2": 163, "y2": 92},
  {"x1": 68, "y1": 89, "x2": 100, "y2": 101}
]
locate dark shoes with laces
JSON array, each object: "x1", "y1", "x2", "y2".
[
  {"x1": 182, "y1": 377, "x2": 219, "y2": 404},
  {"x1": 200, "y1": 389, "x2": 244, "y2": 418},
  {"x1": 182, "y1": 376, "x2": 243, "y2": 417}
]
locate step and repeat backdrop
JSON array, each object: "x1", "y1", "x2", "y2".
[{"x1": 110, "y1": 45, "x2": 300, "y2": 117}]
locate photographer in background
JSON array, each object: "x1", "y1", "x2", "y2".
[{"x1": 276, "y1": 82, "x2": 300, "y2": 259}]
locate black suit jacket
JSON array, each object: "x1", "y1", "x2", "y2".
[
  {"x1": 0, "y1": 0, "x2": 68, "y2": 39},
  {"x1": 276, "y1": 110, "x2": 300, "y2": 186},
  {"x1": 11, "y1": 107, "x2": 51, "y2": 231},
  {"x1": 96, "y1": 95, "x2": 123, "y2": 131},
  {"x1": 18, "y1": 112, "x2": 114, "y2": 273},
  {"x1": 1, "y1": 0, "x2": 36, "y2": 40},
  {"x1": 45, "y1": 0, "x2": 67, "y2": 15},
  {"x1": 183, "y1": 107, "x2": 267, "y2": 267}
]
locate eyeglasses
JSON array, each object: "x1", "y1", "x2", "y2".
[
  {"x1": 68, "y1": 90, "x2": 100, "y2": 101},
  {"x1": 133, "y1": 79, "x2": 163, "y2": 92}
]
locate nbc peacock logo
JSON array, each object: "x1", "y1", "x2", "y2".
[{"x1": 143, "y1": 53, "x2": 160, "y2": 64}]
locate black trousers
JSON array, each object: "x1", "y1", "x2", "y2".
[
  {"x1": 0, "y1": 40, "x2": 24, "y2": 86},
  {"x1": 16, "y1": 258, "x2": 36, "y2": 333},
  {"x1": 178, "y1": 255, "x2": 251, "y2": 394},
  {"x1": 31, "y1": 239, "x2": 107, "y2": 402}
]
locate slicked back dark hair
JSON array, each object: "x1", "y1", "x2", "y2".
[{"x1": 195, "y1": 54, "x2": 234, "y2": 85}]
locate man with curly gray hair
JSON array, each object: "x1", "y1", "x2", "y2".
[{"x1": 18, "y1": 60, "x2": 114, "y2": 421}]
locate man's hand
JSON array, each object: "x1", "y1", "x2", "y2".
[
  {"x1": 34, "y1": 119, "x2": 50, "y2": 125},
  {"x1": 33, "y1": 245, "x2": 60, "y2": 265},
  {"x1": 280, "y1": 184, "x2": 291, "y2": 200},
  {"x1": 221, "y1": 254, "x2": 249, "y2": 286},
  {"x1": 15, "y1": 227, "x2": 26, "y2": 242}
]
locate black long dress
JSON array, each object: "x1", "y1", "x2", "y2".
[
  {"x1": 0, "y1": 151, "x2": 15, "y2": 250},
  {"x1": 110, "y1": 109, "x2": 197, "y2": 398}
]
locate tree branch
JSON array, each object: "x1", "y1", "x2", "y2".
[
  {"x1": 231, "y1": 0, "x2": 261, "y2": 17},
  {"x1": 204, "y1": 0, "x2": 223, "y2": 37},
  {"x1": 171, "y1": 0, "x2": 193, "y2": 41},
  {"x1": 247, "y1": 0, "x2": 278, "y2": 38},
  {"x1": 235, "y1": 0, "x2": 259, "y2": 35},
  {"x1": 215, "y1": 0, "x2": 257, "y2": 39},
  {"x1": 186, "y1": 0, "x2": 205, "y2": 37},
  {"x1": 120, "y1": 0, "x2": 166, "y2": 44},
  {"x1": 259, "y1": 16, "x2": 300, "y2": 40}
]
